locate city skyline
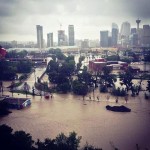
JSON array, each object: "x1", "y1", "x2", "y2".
[{"x1": 0, "y1": 0, "x2": 150, "y2": 42}]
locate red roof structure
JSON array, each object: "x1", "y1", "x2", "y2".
[{"x1": 0, "y1": 47, "x2": 7, "y2": 58}]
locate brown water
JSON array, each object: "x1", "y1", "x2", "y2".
[
  {"x1": 1, "y1": 89, "x2": 150, "y2": 150},
  {"x1": 1, "y1": 64, "x2": 150, "y2": 150}
]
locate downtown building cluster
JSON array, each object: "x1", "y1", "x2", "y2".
[
  {"x1": 36, "y1": 24, "x2": 75, "y2": 49},
  {"x1": 1, "y1": 19, "x2": 150, "y2": 49},
  {"x1": 100, "y1": 19, "x2": 150, "y2": 48}
]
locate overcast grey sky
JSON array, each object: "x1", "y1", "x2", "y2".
[{"x1": 0, "y1": 0, "x2": 150, "y2": 42}]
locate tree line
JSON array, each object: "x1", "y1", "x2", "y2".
[{"x1": 0, "y1": 124, "x2": 103, "y2": 150}]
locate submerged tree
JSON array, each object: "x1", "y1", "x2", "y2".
[
  {"x1": 100, "y1": 66, "x2": 117, "y2": 87},
  {"x1": 72, "y1": 80, "x2": 88, "y2": 100},
  {"x1": 119, "y1": 67, "x2": 134, "y2": 91}
]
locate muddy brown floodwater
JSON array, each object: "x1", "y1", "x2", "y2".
[
  {"x1": 0, "y1": 88, "x2": 150, "y2": 150},
  {"x1": 1, "y1": 63, "x2": 150, "y2": 150}
]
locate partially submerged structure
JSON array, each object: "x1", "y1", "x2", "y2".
[{"x1": 1, "y1": 97, "x2": 31, "y2": 110}]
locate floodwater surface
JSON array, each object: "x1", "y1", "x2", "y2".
[{"x1": 0, "y1": 89, "x2": 150, "y2": 150}]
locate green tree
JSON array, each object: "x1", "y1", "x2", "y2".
[
  {"x1": 13, "y1": 131, "x2": 34, "y2": 150},
  {"x1": 146, "y1": 80, "x2": 150, "y2": 93},
  {"x1": 82, "y1": 143, "x2": 102, "y2": 150},
  {"x1": 0, "y1": 60, "x2": 17, "y2": 80},
  {"x1": 0, "y1": 124, "x2": 13, "y2": 150},
  {"x1": 48, "y1": 71, "x2": 58, "y2": 84},
  {"x1": 119, "y1": 67, "x2": 133, "y2": 91},
  {"x1": 72, "y1": 80, "x2": 88, "y2": 100},
  {"x1": 78, "y1": 71, "x2": 93, "y2": 86},
  {"x1": 46, "y1": 60, "x2": 59, "y2": 73},
  {"x1": 55, "y1": 132, "x2": 81, "y2": 150},
  {"x1": 57, "y1": 82, "x2": 71, "y2": 93},
  {"x1": 59, "y1": 61, "x2": 75, "y2": 77},
  {"x1": 17, "y1": 60, "x2": 32, "y2": 73},
  {"x1": 101, "y1": 66, "x2": 117, "y2": 87},
  {"x1": 36, "y1": 138, "x2": 56, "y2": 150}
]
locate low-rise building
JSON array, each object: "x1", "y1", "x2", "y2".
[{"x1": 89, "y1": 59, "x2": 128, "y2": 72}]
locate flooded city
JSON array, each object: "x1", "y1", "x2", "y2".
[{"x1": 0, "y1": 65, "x2": 150, "y2": 150}]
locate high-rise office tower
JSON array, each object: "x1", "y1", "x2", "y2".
[
  {"x1": 120, "y1": 22, "x2": 131, "y2": 39},
  {"x1": 58, "y1": 30, "x2": 65, "y2": 46},
  {"x1": 130, "y1": 28, "x2": 138, "y2": 46},
  {"x1": 36, "y1": 25, "x2": 43, "y2": 49},
  {"x1": 120, "y1": 22, "x2": 130, "y2": 47},
  {"x1": 143, "y1": 25, "x2": 150, "y2": 46},
  {"x1": 112, "y1": 23, "x2": 119, "y2": 47},
  {"x1": 47, "y1": 33, "x2": 53, "y2": 47},
  {"x1": 68, "y1": 25, "x2": 75, "y2": 46},
  {"x1": 100, "y1": 31, "x2": 109, "y2": 47},
  {"x1": 131, "y1": 28, "x2": 137, "y2": 34},
  {"x1": 130, "y1": 33, "x2": 138, "y2": 46}
]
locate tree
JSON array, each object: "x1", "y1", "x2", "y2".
[
  {"x1": 5, "y1": 50, "x2": 28, "y2": 59},
  {"x1": 48, "y1": 71, "x2": 58, "y2": 84},
  {"x1": 78, "y1": 71, "x2": 93, "y2": 86},
  {"x1": 46, "y1": 60, "x2": 59, "y2": 73},
  {"x1": 0, "y1": 60, "x2": 16, "y2": 80},
  {"x1": 17, "y1": 61, "x2": 32, "y2": 73},
  {"x1": 0, "y1": 124, "x2": 13, "y2": 150},
  {"x1": 100, "y1": 66, "x2": 117, "y2": 87},
  {"x1": 13, "y1": 131, "x2": 34, "y2": 150},
  {"x1": 146, "y1": 80, "x2": 150, "y2": 93},
  {"x1": 0, "y1": 101, "x2": 11, "y2": 117},
  {"x1": 36, "y1": 138, "x2": 56, "y2": 150},
  {"x1": 57, "y1": 82, "x2": 71, "y2": 93},
  {"x1": 66, "y1": 132, "x2": 81, "y2": 150},
  {"x1": 55, "y1": 132, "x2": 81, "y2": 150},
  {"x1": 82, "y1": 143, "x2": 102, "y2": 150},
  {"x1": 59, "y1": 61, "x2": 75, "y2": 77},
  {"x1": 72, "y1": 80, "x2": 88, "y2": 100},
  {"x1": 119, "y1": 67, "x2": 133, "y2": 91}
]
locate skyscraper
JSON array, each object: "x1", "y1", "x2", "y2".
[
  {"x1": 131, "y1": 28, "x2": 137, "y2": 34},
  {"x1": 120, "y1": 22, "x2": 131, "y2": 47},
  {"x1": 68, "y1": 25, "x2": 75, "y2": 46},
  {"x1": 112, "y1": 23, "x2": 119, "y2": 47},
  {"x1": 47, "y1": 33, "x2": 53, "y2": 47},
  {"x1": 100, "y1": 31, "x2": 109, "y2": 47},
  {"x1": 58, "y1": 30, "x2": 65, "y2": 46},
  {"x1": 36, "y1": 25, "x2": 43, "y2": 49},
  {"x1": 120, "y1": 22, "x2": 131, "y2": 39},
  {"x1": 143, "y1": 25, "x2": 150, "y2": 46}
]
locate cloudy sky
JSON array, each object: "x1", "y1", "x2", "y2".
[{"x1": 0, "y1": 0, "x2": 150, "y2": 42}]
